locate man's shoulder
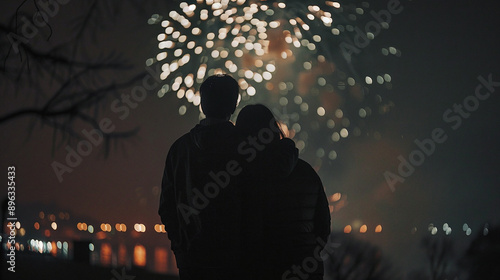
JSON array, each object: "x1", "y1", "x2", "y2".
[
  {"x1": 167, "y1": 130, "x2": 195, "y2": 156},
  {"x1": 168, "y1": 123, "x2": 241, "y2": 150},
  {"x1": 173, "y1": 131, "x2": 193, "y2": 144}
]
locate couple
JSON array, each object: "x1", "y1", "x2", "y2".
[{"x1": 158, "y1": 74, "x2": 331, "y2": 280}]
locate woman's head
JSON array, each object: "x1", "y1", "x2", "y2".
[{"x1": 236, "y1": 104, "x2": 284, "y2": 143}]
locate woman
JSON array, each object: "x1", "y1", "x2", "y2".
[{"x1": 236, "y1": 104, "x2": 331, "y2": 280}]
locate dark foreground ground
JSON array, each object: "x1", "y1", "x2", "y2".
[{"x1": 0, "y1": 252, "x2": 180, "y2": 280}]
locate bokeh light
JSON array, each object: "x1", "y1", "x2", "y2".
[
  {"x1": 344, "y1": 225, "x2": 352, "y2": 233},
  {"x1": 148, "y1": 0, "x2": 398, "y2": 166},
  {"x1": 360, "y1": 224, "x2": 367, "y2": 233}
]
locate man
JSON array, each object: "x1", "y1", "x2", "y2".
[{"x1": 158, "y1": 74, "x2": 245, "y2": 279}]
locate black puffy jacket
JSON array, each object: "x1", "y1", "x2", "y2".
[{"x1": 259, "y1": 159, "x2": 331, "y2": 280}]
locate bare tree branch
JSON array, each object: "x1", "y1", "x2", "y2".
[{"x1": 0, "y1": 0, "x2": 157, "y2": 156}]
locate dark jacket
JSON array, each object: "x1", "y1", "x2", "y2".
[
  {"x1": 159, "y1": 120, "x2": 245, "y2": 273},
  {"x1": 158, "y1": 120, "x2": 298, "y2": 278},
  {"x1": 260, "y1": 159, "x2": 331, "y2": 280},
  {"x1": 240, "y1": 138, "x2": 299, "y2": 280}
]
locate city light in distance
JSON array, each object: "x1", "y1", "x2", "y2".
[
  {"x1": 342, "y1": 224, "x2": 383, "y2": 234},
  {"x1": 116, "y1": 223, "x2": 127, "y2": 232},
  {"x1": 154, "y1": 224, "x2": 167, "y2": 233},
  {"x1": 134, "y1": 224, "x2": 146, "y2": 233},
  {"x1": 77, "y1": 222, "x2": 88, "y2": 231},
  {"x1": 100, "y1": 223, "x2": 112, "y2": 232},
  {"x1": 344, "y1": 225, "x2": 352, "y2": 234},
  {"x1": 360, "y1": 225, "x2": 367, "y2": 233}
]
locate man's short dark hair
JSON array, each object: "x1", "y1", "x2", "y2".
[{"x1": 200, "y1": 74, "x2": 239, "y2": 118}]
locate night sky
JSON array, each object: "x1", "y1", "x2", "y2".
[{"x1": 1, "y1": 0, "x2": 500, "y2": 275}]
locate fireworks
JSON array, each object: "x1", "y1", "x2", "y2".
[{"x1": 147, "y1": 0, "x2": 399, "y2": 165}]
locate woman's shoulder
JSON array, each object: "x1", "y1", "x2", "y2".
[
  {"x1": 294, "y1": 158, "x2": 314, "y2": 172},
  {"x1": 290, "y1": 159, "x2": 322, "y2": 183}
]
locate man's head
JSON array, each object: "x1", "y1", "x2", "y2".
[{"x1": 200, "y1": 74, "x2": 239, "y2": 119}]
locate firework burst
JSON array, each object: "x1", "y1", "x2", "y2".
[{"x1": 148, "y1": 0, "x2": 399, "y2": 165}]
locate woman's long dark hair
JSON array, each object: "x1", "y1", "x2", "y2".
[{"x1": 236, "y1": 104, "x2": 285, "y2": 143}]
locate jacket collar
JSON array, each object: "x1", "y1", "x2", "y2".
[{"x1": 199, "y1": 117, "x2": 231, "y2": 126}]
